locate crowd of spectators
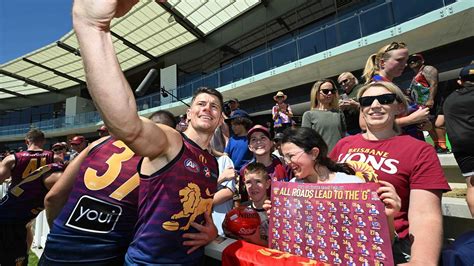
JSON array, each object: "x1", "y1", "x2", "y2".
[{"x1": 1, "y1": 8, "x2": 472, "y2": 263}]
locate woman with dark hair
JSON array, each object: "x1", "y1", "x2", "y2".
[
  {"x1": 280, "y1": 127, "x2": 356, "y2": 183},
  {"x1": 264, "y1": 127, "x2": 401, "y2": 243},
  {"x1": 302, "y1": 79, "x2": 346, "y2": 152}
]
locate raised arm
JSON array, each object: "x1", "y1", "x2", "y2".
[
  {"x1": 272, "y1": 105, "x2": 279, "y2": 121},
  {"x1": 44, "y1": 146, "x2": 89, "y2": 227},
  {"x1": 72, "y1": 0, "x2": 179, "y2": 159},
  {"x1": 287, "y1": 104, "x2": 294, "y2": 118}
]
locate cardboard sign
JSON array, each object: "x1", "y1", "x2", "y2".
[{"x1": 269, "y1": 181, "x2": 393, "y2": 265}]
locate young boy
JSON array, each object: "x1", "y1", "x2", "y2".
[
  {"x1": 241, "y1": 162, "x2": 271, "y2": 246},
  {"x1": 239, "y1": 125, "x2": 292, "y2": 202},
  {"x1": 224, "y1": 110, "x2": 253, "y2": 172}
]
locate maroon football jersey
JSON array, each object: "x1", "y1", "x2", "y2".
[{"x1": 10, "y1": 150, "x2": 54, "y2": 187}]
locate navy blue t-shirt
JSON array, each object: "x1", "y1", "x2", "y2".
[{"x1": 225, "y1": 135, "x2": 252, "y2": 171}]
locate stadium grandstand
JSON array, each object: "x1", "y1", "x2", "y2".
[
  {"x1": 0, "y1": 0, "x2": 472, "y2": 147},
  {"x1": 1, "y1": 0, "x2": 473, "y2": 262}
]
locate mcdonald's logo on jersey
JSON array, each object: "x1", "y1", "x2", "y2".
[{"x1": 199, "y1": 154, "x2": 207, "y2": 164}]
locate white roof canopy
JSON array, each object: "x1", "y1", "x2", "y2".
[{"x1": 0, "y1": 0, "x2": 260, "y2": 100}]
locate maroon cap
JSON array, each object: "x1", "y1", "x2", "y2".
[
  {"x1": 52, "y1": 142, "x2": 65, "y2": 149},
  {"x1": 97, "y1": 125, "x2": 108, "y2": 132},
  {"x1": 70, "y1": 136, "x2": 85, "y2": 145},
  {"x1": 247, "y1": 125, "x2": 271, "y2": 140}
]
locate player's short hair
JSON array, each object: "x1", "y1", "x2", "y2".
[
  {"x1": 191, "y1": 87, "x2": 224, "y2": 111},
  {"x1": 25, "y1": 128, "x2": 45, "y2": 144},
  {"x1": 150, "y1": 110, "x2": 176, "y2": 128},
  {"x1": 244, "y1": 162, "x2": 269, "y2": 180}
]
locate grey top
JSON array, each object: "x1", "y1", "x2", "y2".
[{"x1": 302, "y1": 109, "x2": 346, "y2": 152}]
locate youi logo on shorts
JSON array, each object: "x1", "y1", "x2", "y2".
[
  {"x1": 184, "y1": 158, "x2": 200, "y2": 173},
  {"x1": 65, "y1": 195, "x2": 122, "y2": 233}
]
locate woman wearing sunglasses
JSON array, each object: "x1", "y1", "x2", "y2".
[
  {"x1": 362, "y1": 41, "x2": 430, "y2": 140},
  {"x1": 302, "y1": 79, "x2": 345, "y2": 152},
  {"x1": 330, "y1": 82, "x2": 450, "y2": 264}
]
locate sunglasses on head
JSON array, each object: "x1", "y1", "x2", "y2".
[
  {"x1": 320, "y1": 89, "x2": 336, "y2": 95},
  {"x1": 359, "y1": 93, "x2": 398, "y2": 107},
  {"x1": 384, "y1": 42, "x2": 407, "y2": 53}
]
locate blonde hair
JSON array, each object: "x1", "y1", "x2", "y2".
[
  {"x1": 310, "y1": 79, "x2": 339, "y2": 111},
  {"x1": 362, "y1": 42, "x2": 407, "y2": 84},
  {"x1": 337, "y1": 72, "x2": 359, "y2": 85},
  {"x1": 357, "y1": 82, "x2": 408, "y2": 133}
]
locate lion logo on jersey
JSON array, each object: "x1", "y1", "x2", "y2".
[
  {"x1": 163, "y1": 183, "x2": 213, "y2": 231},
  {"x1": 346, "y1": 160, "x2": 378, "y2": 182}
]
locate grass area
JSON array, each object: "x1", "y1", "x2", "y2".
[
  {"x1": 444, "y1": 188, "x2": 467, "y2": 198},
  {"x1": 28, "y1": 250, "x2": 39, "y2": 266}
]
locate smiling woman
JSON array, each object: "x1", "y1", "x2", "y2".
[
  {"x1": 330, "y1": 81, "x2": 451, "y2": 264},
  {"x1": 357, "y1": 82, "x2": 408, "y2": 135},
  {"x1": 280, "y1": 127, "x2": 360, "y2": 184}
]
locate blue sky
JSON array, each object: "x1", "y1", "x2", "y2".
[{"x1": 0, "y1": 0, "x2": 73, "y2": 64}]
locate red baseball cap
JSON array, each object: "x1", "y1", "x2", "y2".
[
  {"x1": 52, "y1": 142, "x2": 66, "y2": 149},
  {"x1": 70, "y1": 136, "x2": 85, "y2": 145},
  {"x1": 247, "y1": 125, "x2": 271, "y2": 140}
]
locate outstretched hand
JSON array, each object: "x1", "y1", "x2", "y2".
[
  {"x1": 182, "y1": 211, "x2": 218, "y2": 254},
  {"x1": 377, "y1": 180, "x2": 401, "y2": 217},
  {"x1": 73, "y1": 0, "x2": 139, "y2": 30}
]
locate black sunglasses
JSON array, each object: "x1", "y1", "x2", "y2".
[
  {"x1": 320, "y1": 89, "x2": 336, "y2": 95},
  {"x1": 339, "y1": 79, "x2": 349, "y2": 85},
  {"x1": 359, "y1": 93, "x2": 398, "y2": 107},
  {"x1": 53, "y1": 148, "x2": 65, "y2": 152}
]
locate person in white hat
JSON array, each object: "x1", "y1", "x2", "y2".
[{"x1": 272, "y1": 91, "x2": 293, "y2": 134}]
